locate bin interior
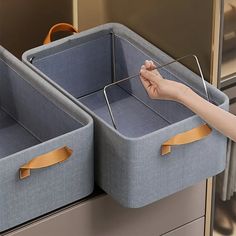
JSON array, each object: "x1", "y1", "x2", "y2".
[
  {"x1": 31, "y1": 33, "x2": 220, "y2": 138},
  {"x1": 0, "y1": 58, "x2": 82, "y2": 159}
]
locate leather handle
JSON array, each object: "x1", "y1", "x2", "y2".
[
  {"x1": 43, "y1": 23, "x2": 79, "y2": 44},
  {"x1": 161, "y1": 124, "x2": 212, "y2": 156},
  {"x1": 19, "y1": 146, "x2": 73, "y2": 179}
]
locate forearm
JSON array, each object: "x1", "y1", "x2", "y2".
[{"x1": 178, "y1": 87, "x2": 236, "y2": 142}]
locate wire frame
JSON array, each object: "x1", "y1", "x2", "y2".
[{"x1": 103, "y1": 54, "x2": 209, "y2": 130}]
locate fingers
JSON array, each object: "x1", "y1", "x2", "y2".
[
  {"x1": 140, "y1": 67, "x2": 151, "y2": 88},
  {"x1": 144, "y1": 60, "x2": 156, "y2": 71},
  {"x1": 140, "y1": 68, "x2": 162, "y2": 84},
  {"x1": 140, "y1": 76, "x2": 151, "y2": 91},
  {"x1": 143, "y1": 60, "x2": 162, "y2": 78}
]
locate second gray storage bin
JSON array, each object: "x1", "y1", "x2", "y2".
[{"x1": 23, "y1": 23, "x2": 229, "y2": 208}]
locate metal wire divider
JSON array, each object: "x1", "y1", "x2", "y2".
[{"x1": 103, "y1": 54, "x2": 209, "y2": 130}]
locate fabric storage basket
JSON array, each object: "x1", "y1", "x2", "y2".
[
  {"x1": 0, "y1": 47, "x2": 93, "y2": 232},
  {"x1": 23, "y1": 23, "x2": 229, "y2": 208}
]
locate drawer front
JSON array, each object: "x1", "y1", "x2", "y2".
[
  {"x1": 162, "y1": 217, "x2": 205, "y2": 236},
  {"x1": 5, "y1": 181, "x2": 206, "y2": 236}
]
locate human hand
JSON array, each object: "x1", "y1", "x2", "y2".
[{"x1": 139, "y1": 60, "x2": 190, "y2": 102}]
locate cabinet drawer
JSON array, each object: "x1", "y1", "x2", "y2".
[
  {"x1": 5, "y1": 181, "x2": 206, "y2": 236},
  {"x1": 162, "y1": 217, "x2": 204, "y2": 236}
]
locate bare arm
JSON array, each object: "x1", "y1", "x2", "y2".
[
  {"x1": 178, "y1": 86, "x2": 236, "y2": 141},
  {"x1": 140, "y1": 60, "x2": 236, "y2": 141}
]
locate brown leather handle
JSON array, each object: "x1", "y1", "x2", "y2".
[
  {"x1": 19, "y1": 146, "x2": 73, "y2": 179},
  {"x1": 43, "y1": 23, "x2": 79, "y2": 44},
  {"x1": 161, "y1": 124, "x2": 212, "y2": 156}
]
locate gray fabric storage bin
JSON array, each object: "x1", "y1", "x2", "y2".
[
  {"x1": 23, "y1": 23, "x2": 229, "y2": 208},
  {"x1": 0, "y1": 47, "x2": 93, "y2": 232}
]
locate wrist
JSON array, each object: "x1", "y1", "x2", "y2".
[{"x1": 176, "y1": 84, "x2": 193, "y2": 104}]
